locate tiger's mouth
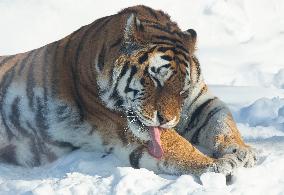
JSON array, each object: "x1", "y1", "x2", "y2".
[{"x1": 131, "y1": 114, "x2": 164, "y2": 159}]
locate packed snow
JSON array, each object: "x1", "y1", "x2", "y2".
[{"x1": 0, "y1": 0, "x2": 284, "y2": 194}]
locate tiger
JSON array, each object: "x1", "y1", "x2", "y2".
[{"x1": 0, "y1": 5, "x2": 256, "y2": 176}]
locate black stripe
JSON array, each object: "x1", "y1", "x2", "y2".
[
  {"x1": 119, "y1": 62, "x2": 130, "y2": 78},
  {"x1": 192, "y1": 56, "x2": 201, "y2": 82},
  {"x1": 56, "y1": 105, "x2": 72, "y2": 121},
  {"x1": 29, "y1": 137, "x2": 41, "y2": 166},
  {"x1": 138, "y1": 52, "x2": 149, "y2": 64},
  {"x1": 26, "y1": 49, "x2": 41, "y2": 111},
  {"x1": 150, "y1": 65, "x2": 158, "y2": 73},
  {"x1": 129, "y1": 145, "x2": 145, "y2": 168},
  {"x1": 182, "y1": 97, "x2": 217, "y2": 135},
  {"x1": 189, "y1": 97, "x2": 217, "y2": 125},
  {"x1": 97, "y1": 44, "x2": 106, "y2": 72},
  {"x1": 153, "y1": 35, "x2": 183, "y2": 45},
  {"x1": 50, "y1": 41, "x2": 60, "y2": 97},
  {"x1": 110, "y1": 38, "x2": 122, "y2": 49},
  {"x1": 107, "y1": 61, "x2": 129, "y2": 94},
  {"x1": 110, "y1": 85, "x2": 124, "y2": 107},
  {"x1": 160, "y1": 55, "x2": 173, "y2": 61},
  {"x1": 191, "y1": 106, "x2": 224, "y2": 144},
  {"x1": 167, "y1": 69, "x2": 177, "y2": 81},
  {"x1": 43, "y1": 46, "x2": 50, "y2": 103},
  {"x1": 157, "y1": 46, "x2": 173, "y2": 53},
  {"x1": 179, "y1": 59, "x2": 188, "y2": 67},
  {"x1": 9, "y1": 96, "x2": 31, "y2": 137},
  {"x1": 143, "y1": 6, "x2": 158, "y2": 19},
  {"x1": 147, "y1": 24, "x2": 182, "y2": 38},
  {"x1": 155, "y1": 44, "x2": 188, "y2": 60},
  {"x1": 56, "y1": 104, "x2": 68, "y2": 115},
  {"x1": 42, "y1": 43, "x2": 58, "y2": 103},
  {"x1": 0, "y1": 144, "x2": 18, "y2": 165},
  {"x1": 137, "y1": 46, "x2": 157, "y2": 65},
  {"x1": 141, "y1": 19, "x2": 160, "y2": 26},
  {"x1": 108, "y1": 62, "x2": 130, "y2": 106},
  {"x1": 148, "y1": 24, "x2": 172, "y2": 34},
  {"x1": 152, "y1": 76, "x2": 162, "y2": 88},
  {"x1": 153, "y1": 40, "x2": 188, "y2": 55},
  {"x1": 35, "y1": 96, "x2": 49, "y2": 133},
  {"x1": 17, "y1": 51, "x2": 34, "y2": 75},
  {"x1": 188, "y1": 85, "x2": 207, "y2": 109},
  {"x1": 175, "y1": 44, "x2": 189, "y2": 55},
  {"x1": 143, "y1": 66, "x2": 149, "y2": 77},
  {"x1": 124, "y1": 66, "x2": 139, "y2": 96},
  {"x1": 114, "y1": 99, "x2": 124, "y2": 107},
  {"x1": 0, "y1": 55, "x2": 15, "y2": 67},
  {"x1": 0, "y1": 68, "x2": 16, "y2": 140},
  {"x1": 26, "y1": 122, "x2": 47, "y2": 166}
]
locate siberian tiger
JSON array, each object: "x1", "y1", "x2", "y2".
[{"x1": 0, "y1": 5, "x2": 256, "y2": 176}]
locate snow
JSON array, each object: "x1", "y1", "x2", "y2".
[
  {"x1": 1, "y1": 0, "x2": 284, "y2": 194},
  {"x1": 237, "y1": 97, "x2": 284, "y2": 128}
]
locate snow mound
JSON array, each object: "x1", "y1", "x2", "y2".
[
  {"x1": 236, "y1": 97, "x2": 284, "y2": 130},
  {"x1": 273, "y1": 69, "x2": 284, "y2": 89}
]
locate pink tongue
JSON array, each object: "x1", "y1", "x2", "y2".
[{"x1": 147, "y1": 127, "x2": 163, "y2": 159}]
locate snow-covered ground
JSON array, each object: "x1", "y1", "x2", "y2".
[{"x1": 0, "y1": 0, "x2": 284, "y2": 194}]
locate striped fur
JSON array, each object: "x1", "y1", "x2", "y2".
[{"x1": 0, "y1": 5, "x2": 256, "y2": 175}]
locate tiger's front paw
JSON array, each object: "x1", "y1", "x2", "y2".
[
  {"x1": 211, "y1": 157, "x2": 235, "y2": 176},
  {"x1": 214, "y1": 145, "x2": 257, "y2": 168},
  {"x1": 234, "y1": 145, "x2": 257, "y2": 168}
]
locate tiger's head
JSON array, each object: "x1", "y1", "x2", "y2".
[{"x1": 100, "y1": 7, "x2": 198, "y2": 158}]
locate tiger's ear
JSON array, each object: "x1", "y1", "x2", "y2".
[
  {"x1": 124, "y1": 13, "x2": 143, "y2": 43},
  {"x1": 183, "y1": 29, "x2": 197, "y2": 55}
]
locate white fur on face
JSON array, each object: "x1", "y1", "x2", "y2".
[
  {"x1": 148, "y1": 53, "x2": 173, "y2": 87},
  {"x1": 127, "y1": 120, "x2": 150, "y2": 141},
  {"x1": 160, "y1": 117, "x2": 178, "y2": 128}
]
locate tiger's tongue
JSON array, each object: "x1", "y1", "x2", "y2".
[{"x1": 147, "y1": 127, "x2": 163, "y2": 159}]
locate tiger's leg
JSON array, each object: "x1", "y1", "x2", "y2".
[
  {"x1": 182, "y1": 97, "x2": 257, "y2": 169},
  {"x1": 124, "y1": 129, "x2": 237, "y2": 176}
]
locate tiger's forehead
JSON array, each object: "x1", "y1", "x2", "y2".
[
  {"x1": 148, "y1": 53, "x2": 170, "y2": 68},
  {"x1": 148, "y1": 53, "x2": 174, "y2": 87}
]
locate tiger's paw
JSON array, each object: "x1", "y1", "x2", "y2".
[
  {"x1": 210, "y1": 155, "x2": 238, "y2": 176},
  {"x1": 214, "y1": 145, "x2": 258, "y2": 169},
  {"x1": 232, "y1": 145, "x2": 257, "y2": 168}
]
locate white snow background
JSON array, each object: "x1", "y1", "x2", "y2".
[{"x1": 0, "y1": 0, "x2": 284, "y2": 194}]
